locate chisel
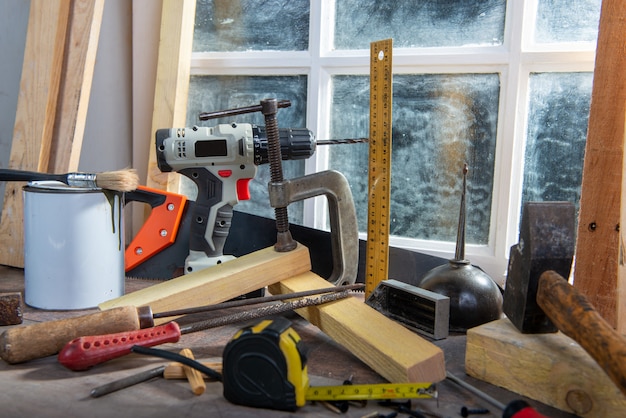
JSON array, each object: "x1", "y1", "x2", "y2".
[{"x1": 1, "y1": 284, "x2": 361, "y2": 365}]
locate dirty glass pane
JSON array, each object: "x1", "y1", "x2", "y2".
[
  {"x1": 534, "y1": 0, "x2": 601, "y2": 44},
  {"x1": 186, "y1": 75, "x2": 308, "y2": 222},
  {"x1": 328, "y1": 74, "x2": 500, "y2": 245},
  {"x1": 334, "y1": 0, "x2": 506, "y2": 49},
  {"x1": 521, "y1": 72, "x2": 593, "y2": 218},
  {"x1": 193, "y1": 0, "x2": 310, "y2": 52}
]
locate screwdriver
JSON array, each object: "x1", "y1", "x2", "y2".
[
  {"x1": 58, "y1": 290, "x2": 351, "y2": 371},
  {"x1": 1, "y1": 284, "x2": 362, "y2": 364},
  {"x1": 0, "y1": 306, "x2": 153, "y2": 364}
]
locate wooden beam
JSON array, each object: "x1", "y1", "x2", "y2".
[
  {"x1": 0, "y1": 0, "x2": 71, "y2": 268},
  {"x1": 99, "y1": 244, "x2": 312, "y2": 322},
  {"x1": 466, "y1": 318, "x2": 626, "y2": 416},
  {"x1": 573, "y1": 0, "x2": 626, "y2": 332},
  {"x1": 49, "y1": 0, "x2": 105, "y2": 173},
  {"x1": 145, "y1": 0, "x2": 196, "y2": 192},
  {"x1": 268, "y1": 274, "x2": 447, "y2": 384}
]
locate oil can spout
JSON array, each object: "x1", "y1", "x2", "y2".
[{"x1": 419, "y1": 164, "x2": 503, "y2": 332}]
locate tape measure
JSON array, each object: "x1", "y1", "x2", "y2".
[
  {"x1": 365, "y1": 38, "x2": 394, "y2": 297},
  {"x1": 222, "y1": 317, "x2": 435, "y2": 412}
]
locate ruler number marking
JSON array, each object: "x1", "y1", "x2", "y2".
[{"x1": 366, "y1": 39, "x2": 393, "y2": 297}]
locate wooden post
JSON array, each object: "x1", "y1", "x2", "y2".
[
  {"x1": 145, "y1": 0, "x2": 196, "y2": 193},
  {"x1": 49, "y1": 0, "x2": 105, "y2": 173},
  {"x1": 0, "y1": 0, "x2": 71, "y2": 267},
  {"x1": 573, "y1": 0, "x2": 626, "y2": 332}
]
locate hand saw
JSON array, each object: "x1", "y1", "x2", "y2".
[
  {"x1": 125, "y1": 186, "x2": 446, "y2": 286},
  {"x1": 124, "y1": 185, "x2": 190, "y2": 279}
]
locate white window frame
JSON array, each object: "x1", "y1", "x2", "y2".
[{"x1": 187, "y1": 0, "x2": 597, "y2": 284}]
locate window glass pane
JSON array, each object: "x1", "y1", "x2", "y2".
[
  {"x1": 186, "y1": 75, "x2": 308, "y2": 222},
  {"x1": 334, "y1": 0, "x2": 506, "y2": 49},
  {"x1": 521, "y1": 72, "x2": 592, "y2": 218},
  {"x1": 193, "y1": 0, "x2": 310, "y2": 52},
  {"x1": 329, "y1": 74, "x2": 499, "y2": 245},
  {"x1": 534, "y1": 0, "x2": 601, "y2": 44}
]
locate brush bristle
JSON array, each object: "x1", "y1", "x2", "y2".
[{"x1": 95, "y1": 168, "x2": 140, "y2": 192}]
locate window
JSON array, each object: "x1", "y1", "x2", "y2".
[{"x1": 187, "y1": 0, "x2": 601, "y2": 284}]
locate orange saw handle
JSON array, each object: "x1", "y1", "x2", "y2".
[
  {"x1": 57, "y1": 322, "x2": 182, "y2": 371},
  {"x1": 124, "y1": 186, "x2": 187, "y2": 271}
]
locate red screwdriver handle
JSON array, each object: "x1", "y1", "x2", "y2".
[{"x1": 58, "y1": 322, "x2": 182, "y2": 371}]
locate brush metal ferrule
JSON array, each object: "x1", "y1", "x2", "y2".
[{"x1": 66, "y1": 172, "x2": 98, "y2": 188}]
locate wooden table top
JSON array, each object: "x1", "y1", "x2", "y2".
[{"x1": 0, "y1": 265, "x2": 574, "y2": 418}]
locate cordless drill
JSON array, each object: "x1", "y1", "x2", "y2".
[{"x1": 155, "y1": 123, "x2": 315, "y2": 273}]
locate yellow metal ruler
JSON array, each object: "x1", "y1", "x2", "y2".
[
  {"x1": 306, "y1": 382, "x2": 436, "y2": 401},
  {"x1": 365, "y1": 38, "x2": 393, "y2": 297}
]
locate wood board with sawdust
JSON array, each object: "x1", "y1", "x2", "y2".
[
  {"x1": 466, "y1": 318, "x2": 626, "y2": 417},
  {"x1": 269, "y1": 273, "x2": 447, "y2": 384}
]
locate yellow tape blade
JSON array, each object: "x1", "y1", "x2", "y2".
[
  {"x1": 306, "y1": 382, "x2": 435, "y2": 401},
  {"x1": 366, "y1": 38, "x2": 393, "y2": 297}
]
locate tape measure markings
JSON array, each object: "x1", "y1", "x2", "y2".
[
  {"x1": 366, "y1": 38, "x2": 393, "y2": 297},
  {"x1": 306, "y1": 382, "x2": 436, "y2": 401}
]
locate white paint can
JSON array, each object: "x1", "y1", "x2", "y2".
[{"x1": 23, "y1": 181, "x2": 125, "y2": 309}]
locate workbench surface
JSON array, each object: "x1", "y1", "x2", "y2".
[{"x1": 0, "y1": 266, "x2": 574, "y2": 418}]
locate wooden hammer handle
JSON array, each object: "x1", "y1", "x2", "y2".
[
  {"x1": 537, "y1": 270, "x2": 626, "y2": 396},
  {"x1": 0, "y1": 306, "x2": 141, "y2": 364}
]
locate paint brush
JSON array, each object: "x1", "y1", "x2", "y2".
[{"x1": 0, "y1": 168, "x2": 139, "y2": 192}]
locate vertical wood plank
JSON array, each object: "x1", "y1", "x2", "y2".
[
  {"x1": 49, "y1": 0, "x2": 105, "y2": 173},
  {"x1": 0, "y1": 0, "x2": 71, "y2": 267},
  {"x1": 573, "y1": 0, "x2": 626, "y2": 332},
  {"x1": 145, "y1": 0, "x2": 196, "y2": 193}
]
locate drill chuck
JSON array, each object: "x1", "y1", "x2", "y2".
[{"x1": 253, "y1": 126, "x2": 316, "y2": 164}]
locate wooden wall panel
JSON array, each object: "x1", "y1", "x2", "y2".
[
  {"x1": 49, "y1": 0, "x2": 105, "y2": 173},
  {"x1": 0, "y1": 0, "x2": 71, "y2": 267}
]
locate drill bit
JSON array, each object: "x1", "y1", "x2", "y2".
[{"x1": 316, "y1": 138, "x2": 369, "y2": 145}]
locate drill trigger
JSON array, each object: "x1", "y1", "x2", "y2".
[{"x1": 236, "y1": 178, "x2": 253, "y2": 201}]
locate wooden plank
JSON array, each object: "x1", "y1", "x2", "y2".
[
  {"x1": 0, "y1": 0, "x2": 71, "y2": 268},
  {"x1": 268, "y1": 273, "x2": 447, "y2": 384},
  {"x1": 466, "y1": 318, "x2": 626, "y2": 417},
  {"x1": 573, "y1": 0, "x2": 626, "y2": 332},
  {"x1": 145, "y1": 0, "x2": 196, "y2": 193},
  {"x1": 48, "y1": 0, "x2": 105, "y2": 173},
  {"x1": 99, "y1": 244, "x2": 311, "y2": 323}
]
